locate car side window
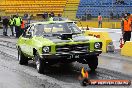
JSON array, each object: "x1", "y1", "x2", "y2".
[
  {"x1": 22, "y1": 25, "x2": 34, "y2": 38},
  {"x1": 29, "y1": 25, "x2": 35, "y2": 36}
]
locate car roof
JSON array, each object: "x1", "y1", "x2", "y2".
[{"x1": 31, "y1": 21, "x2": 75, "y2": 25}]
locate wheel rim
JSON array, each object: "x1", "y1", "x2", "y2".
[{"x1": 36, "y1": 59, "x2": 40, "y2": 71}]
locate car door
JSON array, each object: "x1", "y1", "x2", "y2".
[
  {"x1": 22, "y1": 25, "x2": 34, "y2": 56},
  {"x1": 20, "y1": 26, "x2": 31, "y2": 54}
]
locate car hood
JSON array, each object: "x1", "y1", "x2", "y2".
[
  {"x1": 44, "y1": 35, "x2": 90, "y2": 43},
  {"x1": 34, "y1": 34, "x2": 100, "y2": 46}
]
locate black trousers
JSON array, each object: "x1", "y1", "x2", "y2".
[
  {"x1": 98, "y1": 21, "x2": 102, "y2": 28},
  {"x1": 123, "y1": 31, "x2": 131, "y2": 43},
  {"x1": 10, "y1": 25, "x2": 14, "y2": 36},
  {"x1": 15, "y1": 26, "x2": 21, "y2": 38},
  {"x1": 3, "y1": 25, "x2": 8, "y2": 36}
]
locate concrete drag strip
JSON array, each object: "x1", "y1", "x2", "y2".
[{"x1": 0, "y1": 40, "x2": 131, "y2": 88}]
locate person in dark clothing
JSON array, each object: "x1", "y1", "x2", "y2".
[
  {"x1": 0, "y1": 16, "x2": 1, "y2": 21},
  {"x1": 121, "y1": 13, "x2": 132, "y2": 43},
  {"x1": 50, "y1": 12, "x2": 55, "y2": 17},
  {"x1": 58, "y1": 14, "x2": 62, "y2": 17},
  {"x1": 43, "y1": 12, "x2": 48, "y2": 20},
  {"x1": 2, "y1": 17, "x2": 9, "y2": 36},
  {"x1": 110, "y1": 12, "x2": 113, "y2": 19}
]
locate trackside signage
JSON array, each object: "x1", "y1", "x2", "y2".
[
  {"x1": 85, "y1": 80, "x2": 131, "y2": 85},
  {"x1": 79, "y1": 67, "x2": 131, "y2": 86}
]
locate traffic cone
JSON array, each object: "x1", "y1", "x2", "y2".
[{"x1": 120, "y1": 37, "x2": 124, "y2": 48}]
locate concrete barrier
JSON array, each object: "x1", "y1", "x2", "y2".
[
  {"x1": 84, "y1": 30, "x2": 113, "y2": 52},
  {"x1": 77, "y1": 21, "x2": 121, "y2": 29},
  {"x1": 121, "y1": 41, "x2": 132, "y2": 57}
]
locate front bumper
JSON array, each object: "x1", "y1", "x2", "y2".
[{"x1": 41, "y1": 50, "x2": 102, "y2": 60}]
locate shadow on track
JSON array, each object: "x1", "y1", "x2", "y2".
[{"x1": 27, "y1": 61, "x2": 99, "y2": 83}]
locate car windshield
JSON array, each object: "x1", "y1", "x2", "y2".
[
  {"x1": 53, "y1": 17, "x2": 68, "y2": 21},
  {"x1": 34, "y1": 23, "x2": 81, "y2": 36}
]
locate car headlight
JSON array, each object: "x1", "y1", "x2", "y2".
[
  {"x1": 43, "y1": 46, "x2": 50, "y2": 53},
  {"x1": 94, "y1": 42, "x2": 101, "y2": 49}
]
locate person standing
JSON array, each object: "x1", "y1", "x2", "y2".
[
  {"x1": 9, "y1": 15, "x2": 14, "y2": 36},
  {"x1": 0, "y1": 16, "x2": 1, "y2": 21},
  {"x1": 21, "y1": 20, "x2": 25, "y2": 35},
  {"x1": 98, "y1": 13, "x2": 102, "y2": 28},
  {"x1": 121, "y1": 13, "x2": 132, "y2": 43},
  {"x1": 48, "y1": 14, "x2": 53, "y2": 21},
  {"x1": 2, "y1": 16, "x2": 9, "y2": 36},
  {"x1": 14, "y1": 15, "x2": 22, "y2": 38}
]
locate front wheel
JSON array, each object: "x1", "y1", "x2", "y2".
[
  {"x1": 35, "y1": 52, "x2": 45, "y2": 74},
  {"x1": 87, "y1": 56, "x2": 98, "y2": 71},
  {"x1": 18, "y1": 49, "x2": 28, "y2": 65}
]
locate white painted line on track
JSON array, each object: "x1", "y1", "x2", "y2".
[{"x1": 111, "y1": 29, "x2": 121, "y2": 30}]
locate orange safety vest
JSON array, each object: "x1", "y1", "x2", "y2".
[
  {"x1": 123, "y1": 19, "x2": 131, "y2": 31},
  {"x1": 98, "y1": 15, "x2": 102, "y2": 21},
  {"x1": 21, "y1": 21, "x2": 25, "y2": 29}
]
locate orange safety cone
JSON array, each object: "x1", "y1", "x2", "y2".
[{"x1": 120, "y1": 37, "x2": 124, "y2": 48}]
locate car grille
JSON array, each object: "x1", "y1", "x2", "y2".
[{"x1": 56, "y1": 43, "x2": 89, "y2": 52}]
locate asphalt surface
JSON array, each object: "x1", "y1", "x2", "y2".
[{"x1": 0, "y1": 36, "x2": 132, "y2": 88}]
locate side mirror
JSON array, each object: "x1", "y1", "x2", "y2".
[{"x1": 26, "y1": 33, "x2": 32, "y2": 38}]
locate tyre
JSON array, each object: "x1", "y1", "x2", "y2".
[
  {"x1": 87, "y1": 56, "x2": 98, "y2": 71},
  {"x1": 80, "y1": 78, "x2": 91, "y2": 86},
  {"x1": 35, "y1": 52, "x2": 45, "y2": 74},
  {"x1": 18, "y1": 49, "x2": 28, "y2": 65}
]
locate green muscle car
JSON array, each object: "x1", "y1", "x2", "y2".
[{"x1": 17, "y1": 21, "x2": 102, "y2": 74}]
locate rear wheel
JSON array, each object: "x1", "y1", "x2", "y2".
[
  {"x1": 18, "y1": 49, "x2": 28, "y2": 65},
  {"x1": 35, "y1": 52, "x2": 46, "y2": 74},
  {"x1": 87, "y1": 56, "x2": 98, "y2": 71}
]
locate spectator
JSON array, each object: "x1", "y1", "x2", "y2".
[
  {"x1": 2, "y1": 16, "x2": 9, "y2": 36},
  {"x1": 121, "y1": 13, "x2": 125, "y2": 18},
  {"x1": 48, "y1": 14, "x2": 53, "y2": 21},
  {"x1": 43, "y1": 12, "x2": 48, "y2": 20},
  {"x1": 110, "y1": 12, "x2": 113, "y2": 19},
  {"x1": 121, "y1": 13, "x2": 132, "y2": 43},
  {"x1": 98, "y1": 13, "x2": 102, "y2": 28},
  {"x1": 9, "y1": 15, "x2": 14, "y2": 36},
  {"x1": 14, "y1": 14, "x2": 22, "y2": 38},
  {"x1": 21, "y1": 20, "x2": 25, "y2": 35},
  {"x1": 116, "y1": 13, "x2": 120, "y2": 19},
  {"x1": 58, "y1": 14, "x2": 62, "y2": 17},
  {"x1": 0, "y1": 16, "x2": 1, "y2": 21},
  {"x1": 51, "y1": 12, "x2": 55, "y2": 17}
]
